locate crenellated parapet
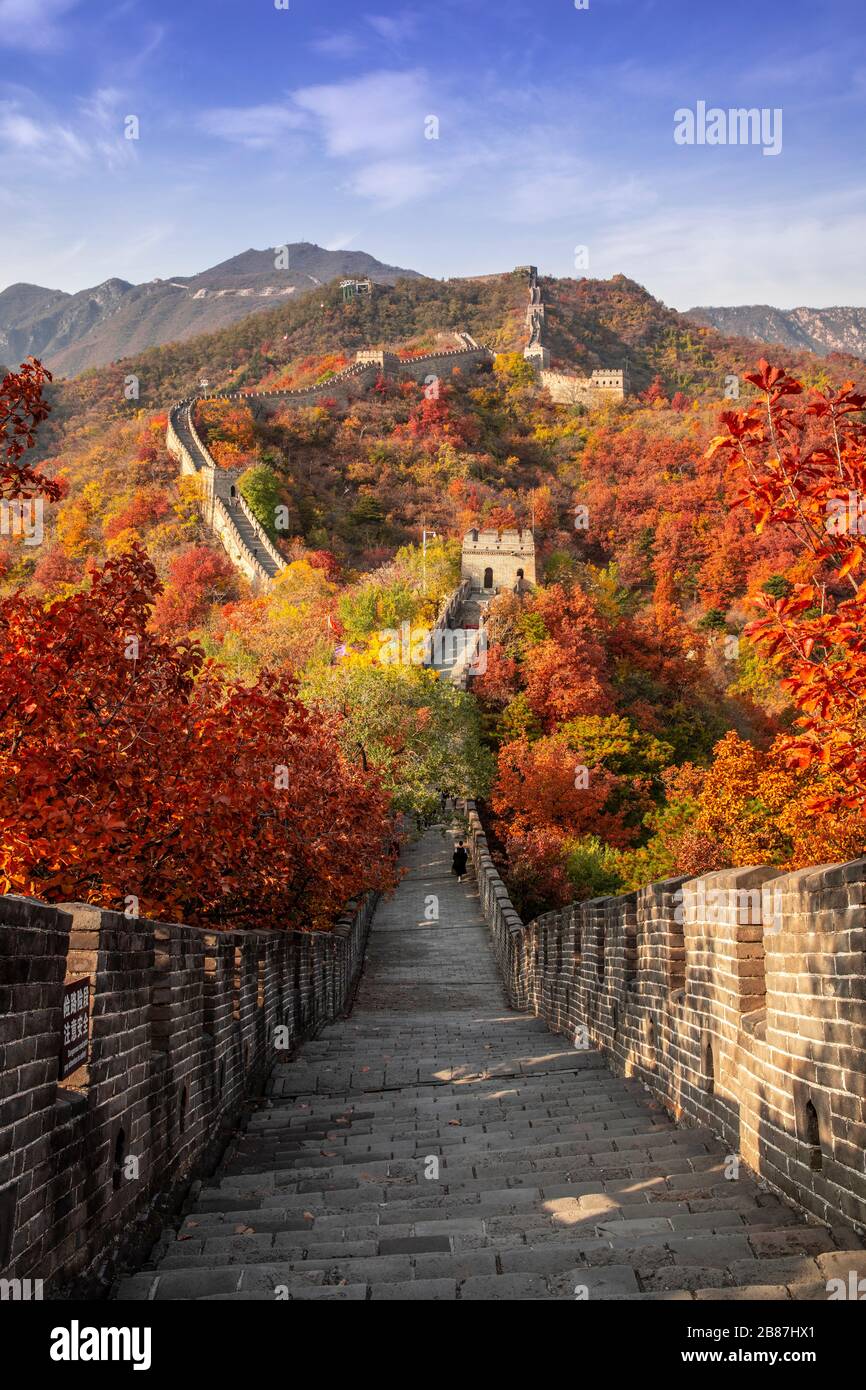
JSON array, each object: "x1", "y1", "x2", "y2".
[
  {"x1": 0, "y1": 890, "x2": 377, "y2": 1291},
  {"x1": 461, "y1": 800, "x2": 866, "y2": 1234},
  {"x1": 461, "y1": 527, "x2": 536, "y2": 591}
]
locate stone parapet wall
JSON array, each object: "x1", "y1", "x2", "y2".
[
  {"x1": 211, "y1": 497, "x2": 276, "y2": 588},
  {"x1": 396, "y1": 346, "x2": 493, "y2": 382},
  {"x1": 461, "y1": 801, "x2": 866, "y2": 1232},
  {"x1": 431, "y1": 578, "x2": 471, "y2": 635},
  {"x1": 0, "y1": 892, "x2": 376, "y2": 1292},
  {"x1": 540, "y1": 368, "x2": 626, "y2": 407}
]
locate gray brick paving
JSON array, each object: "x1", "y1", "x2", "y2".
[{"x1": 113, "y1": 825, "x2": 864, "y2": 1301}]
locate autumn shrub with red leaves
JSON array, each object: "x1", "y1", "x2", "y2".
[
  {"x1": 0, "y1": 544, "x2": 396, "y2": 928},
  {"x1": 710, "y1": 360, "x2": 866, "y2": 826}
]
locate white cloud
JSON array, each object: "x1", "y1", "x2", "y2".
[
  {"x1": 310, "y1": 31, "x2": 365, "y2": 60},
  {"x1": 198, "y1": 103, "x2": 308, "y2": 150},
  {"x1": 0, "y1": 0, "x2": 79, "y2": 52},
  {"x1": 502, "y1": 153, "x2": 656, "y2": 225},
  {"x1": 0, "y1": 110, "x2": 46, "y2": 148},
  {"x1": 365, "y1": 12, "x2": 421, "y2": 46},
  {"x1": 0, "y1": 88, "x2": 136, "y2": 173},
  {"x1": 589, "y1": 189, "x2": 866, "y2": 310},
  {"x1": 0, "y1": 100, "x2": 89, "y2": 164},
  {"x1": 293, "y1": 69, "x2": 430, "y2": 158},
  {"x1": 347, "y1": 158, "x2": 442, "y2": 208}
]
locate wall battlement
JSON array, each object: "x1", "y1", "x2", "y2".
[
  {"x1": 541, "y1": 366, "x2": 627, "y2": 406},
  {"x1": 462, "y1": 802, "x2": 866, "y2": 1234},
  {"x1": 0, "y1": 892, "x2": 376, "y2": 1291}
]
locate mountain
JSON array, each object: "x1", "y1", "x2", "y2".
[
  {"x1": 685, "y1": 303, "x2": 866, "y2": 361},
  {"x1": 0, "y1": 243, "x2": 422, "y2": 378},
  {"x1": 43, "y1": 271, "x2": 866, "y2": 442}
]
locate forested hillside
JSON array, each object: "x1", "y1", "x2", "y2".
[{"x1": 3, "y1": 271, "x2": 866, "y2": 925}]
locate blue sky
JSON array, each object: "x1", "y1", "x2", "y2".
[{"x1": 1, "y1": 0, "x2": 864, "y2": 309}]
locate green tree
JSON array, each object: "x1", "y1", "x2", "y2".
[
  {"x1": 301, "y1": 663, "x2": 493, "y2": 822},
  {"x1": 239, "y1": 464, "x2": 282, "y2": 540},
  {"x1": 563, "y1": 835, "x2": 626, "y2": 900},
  {"x1": 761, "y1": 574, "x2": 793, "y2": 599}
]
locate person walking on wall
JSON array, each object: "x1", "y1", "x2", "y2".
[{"x1": 452, "y1": 840, "x2": 468, "y2": 883}]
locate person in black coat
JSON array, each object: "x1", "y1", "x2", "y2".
[{"x1": 452, "y1": 841, "x2": 468, "y2": 883}]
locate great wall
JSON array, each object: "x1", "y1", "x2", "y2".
[
  {"x1": 166, "y1": 339, "x2": 493, "y2": 589},
  {"x1": 3, "y1": 274, "x2": 866, "y2": 1304},
  {"x1": 4, "y1": 810, "x2": 866, "y2": 1300},
  {"x1": 165, "y1": 268, "x2": 628, "y2": 590},
  {"x1": 519, "y1": 264, "x2": 628, "y2": 408}
]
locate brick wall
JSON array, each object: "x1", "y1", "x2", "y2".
[
  {"x1": 539, "y1": 369, "x2": 626, "y2": 407},
  {"x1": 0, "y1": 892, "x2": 376, "y2": 1292},
  {"x1": 462, "y1": 802, "x2": 866, "y2": 1232}
]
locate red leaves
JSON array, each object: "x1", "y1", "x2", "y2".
[
  {"x1": 0, "y1": 545, "x2": 396, "y2": 927},
  {"x1": 743, "y1": 358, "x2": 803, "y2": 400},
  {"x1": 1, "y1": 358, "x2": 61, "y2": 502},
  {"x1": 710, "y1": 360, "x2": 866, "y2": 823}
]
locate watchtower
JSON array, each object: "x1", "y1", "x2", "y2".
[{"x1": 461, "y1": 528, "x2": 536, "y2": 592}]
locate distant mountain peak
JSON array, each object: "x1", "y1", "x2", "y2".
[
  {"x1": 686, "y1": 303, "x2": 866, "y2": 361},
  {"x1": 0, "y1": 243, "x2": 422, "y2": 377}
]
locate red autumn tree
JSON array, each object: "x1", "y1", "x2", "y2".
[
  {"x1": 492, "y1": 734, "x2": 623, "y2": 843},
  {"x1": 520, "y1": 584, "x2": 614, "y2": 729},
  {"x1": 150, "y1": 543, "x2": 238, "y2": 634},
  {"x1": 472, "y1": 648, "x2": 520, "y2": 712},
  {"x1": 0, "y1": 363, "x2": 395, "y2": 928},
  {"x1": 708, "y1": 360, "x2": 866, "y2": 822},
  {"x1": 0, "y1": 544, "x2": 396, "y2": 928},
  {"x1": 1, "y1": 358, "x2": 59, "y2": 500}
]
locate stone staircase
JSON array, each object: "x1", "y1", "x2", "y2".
[
  {"x1": 427, "y1": 588, "x2": 491, "y2": 687},
  {"x1": 222, "y1": 498, "x2": 282, "y2": 580},
  {"x1": 457, "y1": 591, "x2": 490, "y2": 628},
  {"x1": 114, "y1": 828, "x2": 865, "y2": 1302}
]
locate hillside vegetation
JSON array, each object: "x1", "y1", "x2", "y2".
[{"x1": 3, "y1": 271, "x2": 865, "y2": 924}]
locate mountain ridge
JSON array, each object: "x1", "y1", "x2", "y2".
[
  {"x1": 0, "y1": 242, "x2": 422, "y2": 378},
  {"x1": 38, "y1": 270, "x2": 866, "y2": 454},
  {"x1": 686, "y1": 303, "x2": 866, "y2": 361}
]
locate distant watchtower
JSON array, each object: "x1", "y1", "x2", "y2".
[
  {"x1": 461, "y1": 528, "x2": 536, "y2": 593},
  {"x1": 341, "y1": 278, "x2": 373, "y2": 303}
]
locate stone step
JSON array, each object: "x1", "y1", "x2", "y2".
[
  {"x1": 116, "y1": 1239, "x2": 866, "y2": 1300},
  {"x1": 181, "y1": 1182, "x2": 828, "y2": 1236},
  {"x1": 223, "y1": 1126, "x2": 678, "y2": 1165},
  {"x1": 158, "y1": 1212, "x2": 835, "y2": 1271},
  {"x1": 241, "y1": 1098, "x2": 665, "y2": 1132},
  {"x1": 209, "y1": 1137, "x2": 718, "y2": 1181},
  {"x1": 170, "y1": 1187, "x2": 806, "y2": 1239}
]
